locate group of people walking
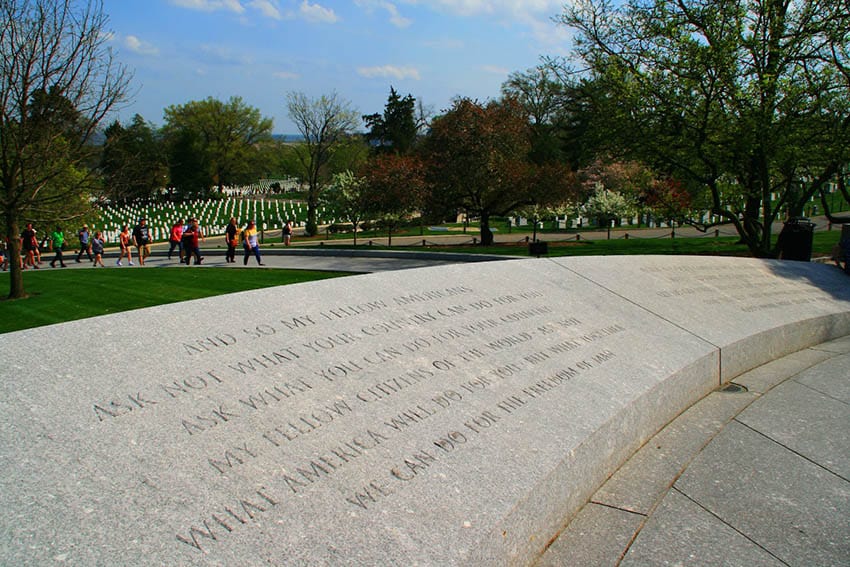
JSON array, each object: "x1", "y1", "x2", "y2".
[
  {"x1": 1, "y1": 223, "x2": 108, "y2": 271},
  {"x1": 1, "y1": 217, "x2": 294, "y2": 271}
]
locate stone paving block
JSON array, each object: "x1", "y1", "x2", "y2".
[
  {"x1": 673, "y1": 421, "x2": 850, "y2": 566},
  {"x1": 737, "y1": 378, "x2": 850, "y2": 478},
  {"x1": 622, "y1": 490, "x2": 785, "y2": 567},
  {"x1": 535, "y1": 502, "x2": 643, "y2": 567}
]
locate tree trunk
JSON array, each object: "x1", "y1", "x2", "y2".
[
  {"x1": 306, "y1": 183, "x2": 319, "y2": 236},
  {"x1": 480, "y1": 213, "x2": 494, "y2": 246},
  {"x1": 5, "y1": 213, "x2": 25, "y2": 299}
]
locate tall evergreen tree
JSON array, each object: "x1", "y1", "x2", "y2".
[
  {"x1": 363, "y1": 87, "x2": 418, "y2": 155},
  {"x1": 101, "y1": 115, "x2": 167, "y2": 203}
]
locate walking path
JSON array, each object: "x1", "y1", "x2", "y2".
[{"x1": 537, "y1": 335, "x2": 850, "y2": 566}]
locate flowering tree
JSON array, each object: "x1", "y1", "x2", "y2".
[
  {"x1": 324, "y1": 171, "x2": 370, "y2": 245},
  {"x1": 582, "y1": 184, "x2": 635, "y2": 236}
]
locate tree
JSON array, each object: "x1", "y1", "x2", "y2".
[
  {"x1": 286, "y1": 91, "x2": 360, "y2": 236},
  {"x1": 101, "y1": 114, "x2": 167, "y2": 203},
  {"x1": 502, "y1": 65, "x2": 570, "y2": 165},
  {"x1": 324, "y1": 170, "x2": 371, "y2": 246},
  {"x1": 363, "y1": 87, "x2": 418, "y2": 155},
  {"x1": 514, "y1": 161, "x2": 579, "y2": 241},
  {"x1": 558, "y1": 0, "x2": 850, "y2": 257},
  {"x1": 361, "y1": 154, "x2": 427, "y2": 245},
  {"x1": 582, "y1": 184, "x2": 635, "y2": 237},
  {"x1": 162, "y1": 96, "x2": 273, "y2": 197},
  {"x1": 1, "y1": 0, "x2": 131, "y2": 299},
  {"x1": 422, "y1": 97, "x2": 566, "y2": 245}
]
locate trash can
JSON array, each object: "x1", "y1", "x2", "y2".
[
  {"x1": 777, "y1": 217, "x2": 815, "y2": 261},
  {"x1": 529, "y1": 241, "x2": 548, "y2": 257}
]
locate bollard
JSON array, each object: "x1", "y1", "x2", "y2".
[
  {"x1": 671, "y1": 229, "x2": 675, "y2": 238},
  {"x1": 422, "y1": 239, "x2": 426, "y2": 246},
  {"x1": 624, "y1": 233, "x2": 629, "y2": 240},
  {"x1": 715, "y1": 229, "x2": 719, "y2": 237},
  {"x1": 576, "y1": 234, "x2": 581, "y2": 241}
]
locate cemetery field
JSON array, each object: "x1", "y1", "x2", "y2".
[{"x1": 0, "y1": 268, "x2": 348, "y2": 334}]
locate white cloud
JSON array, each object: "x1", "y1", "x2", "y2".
[
  {"x1": 357, "y1": 65, "x2": 421, "y2": 80},
  {"x1": 383, "y1": 2, "x2": 412, "y2": 27},
  {"x1": 170, "y1": 0, "x2": 245, "y2": 14},
  {"x1": 356, "y1": 1, "x2": 412, "y2": 28},
  {"x1": 248, "y1": 0, "x2": 282, "y2": 19},
  {"x1": 299, "y1": 1, "x2": 338, "y2": 24},
  {"x1": 124, "y1": 35, "x2": 160, "y2": 56},
  {"x1": 273, "y1": 71, "x2": 301, "y2": 80}
]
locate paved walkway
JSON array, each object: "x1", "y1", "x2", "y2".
[
  {"x1": 536, "y1": 336, "x2": 850, "y2": 567},
  {"x1": 46, "y1": 241, "x2": 520, "y2": 273}
]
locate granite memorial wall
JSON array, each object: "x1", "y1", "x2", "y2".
[{"x1": 1, "y1": 256, "x2": 848, "y2": 565}]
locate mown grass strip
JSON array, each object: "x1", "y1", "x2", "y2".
[{"x1": 0, "y1": 268, "x2": 348, "y2": 334}]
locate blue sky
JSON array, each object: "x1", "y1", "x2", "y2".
[{"x1": 103, "y1": 0, "x2": 573, "y2": 134}]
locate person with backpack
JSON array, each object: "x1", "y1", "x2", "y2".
[{"x1": 225, "y1": 217, "x2": 239, "y2": 263}]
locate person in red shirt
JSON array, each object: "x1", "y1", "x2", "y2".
[
  {"x1": 167, "y1": 218, "x2": 184, "y2": 261},
  {"x1": 183, "y1": 218, "x2": 205, "y2": 265}
]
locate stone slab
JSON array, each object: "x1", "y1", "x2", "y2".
[
  {"x1": 535, "y1": 502, "x2": 643, "y2": 567},
  {"x1": 733, "y1": 347, "x2": 834, "y2": 394},
  {"x1": 793, "y1": 351, "x2": 850, "y2": 403},
  {"x1": 1, "y1": 256, "x2": 848, "y2": 565},
  {"x1": 622, "y1": 490, "x2": 785, "y2": 567},
  {"x1": 738, "y1": 376, "x2": 850, "y2": 478},
  {"x1": 592, "y1": 387, "x2": 756, "y2": 515},
  {"x1": 552, "y1": 256, "x2": 850, "y2": 380},
  {"x1": 673, "y1": 421, "x2": 850, "y2": 566}
]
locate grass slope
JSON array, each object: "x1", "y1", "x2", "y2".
[{"x1": 0, "y1": 268, "x2": 347, "y2": 334}]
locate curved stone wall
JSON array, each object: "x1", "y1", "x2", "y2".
[{"x1": 1, "y1": 256, "x2": 848, "y2": 565}]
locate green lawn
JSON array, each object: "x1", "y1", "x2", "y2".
[{"x1": 0, "y1": 268, "x2": 347, "y2": 334}]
